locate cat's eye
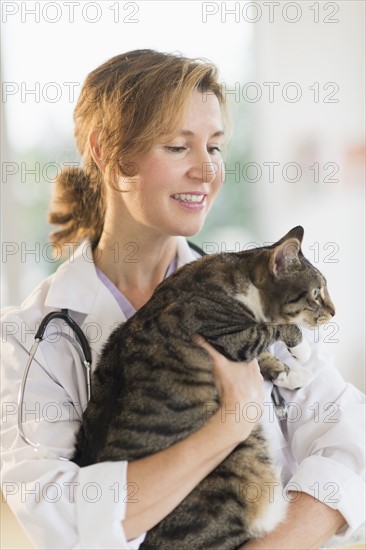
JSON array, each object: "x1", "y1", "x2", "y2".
[
  {"x1": 287, "y1": 291, "x2": 307, "y2": 304},
  {"x1": 312, "y1": 288, "x2": 321, "y2": 301}
]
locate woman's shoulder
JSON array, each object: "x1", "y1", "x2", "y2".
[
  {"x1": 1, "y1": 271, "x2": 56, "y2": 324},
  {"x1": 1, "y1": 239, "x2": 98, "y2": 326}
]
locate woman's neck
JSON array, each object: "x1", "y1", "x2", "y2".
[{"x1": 93, "y1": 230, "x2": 178, "y2": 308}]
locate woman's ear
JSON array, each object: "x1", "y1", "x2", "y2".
[{"x1": 89, "y1": 130, "x2": 106, "y2": 171}]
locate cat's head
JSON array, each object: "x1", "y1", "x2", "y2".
[{"x1": 254, "y1": 226, "x2": 336, "y2": 328}]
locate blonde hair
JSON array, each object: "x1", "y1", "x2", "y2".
[{"x1": 48, "y1": 49, "x2": 230, "y2": 256}]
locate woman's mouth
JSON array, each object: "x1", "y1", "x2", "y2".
[{"x1": 171, "y1": 193, "x2": 207, "y2": 210}]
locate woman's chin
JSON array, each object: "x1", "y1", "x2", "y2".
[{"x1": 173, "y1": 222, "x2": 204, "y2": 238}]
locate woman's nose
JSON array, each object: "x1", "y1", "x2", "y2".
[{"x1": 187, "y1": 151, "x2": 220, "y2": 183}]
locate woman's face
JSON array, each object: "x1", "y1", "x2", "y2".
[{"x1": 117, "y1": 89, "x2": 225, "y2": 237}]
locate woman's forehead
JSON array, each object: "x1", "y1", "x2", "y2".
[{"x1": 167, "y1": 93, "x2": 224, "y2": 136}]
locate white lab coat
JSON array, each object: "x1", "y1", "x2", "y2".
[{"x1": 1, "y1": 237, "x2": 365, "y2": 550}]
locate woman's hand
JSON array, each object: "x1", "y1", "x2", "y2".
[{"x1": 194, "y1": 336, "x2": 264, "y2": 444}]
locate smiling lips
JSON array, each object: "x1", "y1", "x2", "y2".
[
  {"x1": 172, "y1": 193, "x2": 206, "y2": 203},
  {"x1": 171, "y1": 192, "x2": 207, "y2": 210}
]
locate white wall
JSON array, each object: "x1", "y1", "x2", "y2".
[{"x1": 251, "y1": 1, "x2": 365, "y2": 390}]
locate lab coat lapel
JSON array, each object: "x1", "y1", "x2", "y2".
[{"x1": 44, "y1": 240, "x2": 99, "y2": 314}]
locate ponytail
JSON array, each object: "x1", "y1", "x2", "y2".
[{"x1": 48, "y1": 163, "x2": 105, "y2": 258}]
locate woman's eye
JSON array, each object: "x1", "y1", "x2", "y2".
[
  {"x1": 166, "y1": 146, "x2": 186, "y2": 152},
  {"x1": 165, "y1": 146, "x2": 221, "y2": 154}
]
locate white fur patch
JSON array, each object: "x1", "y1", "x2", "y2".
[
  {"x1": 235, "y1": 285, "x2": 267, "y2": 322},
  {"x1": 249, "y1": 481, "x2": 288, "y2": 538},
  {"x1": 274, "y1": 365, "x2": 313, "y2": 390},
  {"x1": 288, "y1": 340, "x2": 311, "y2": 363}
]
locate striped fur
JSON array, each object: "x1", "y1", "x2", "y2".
[{"x1": 72, "y1": 227, "x2": 334, "y2": 549}]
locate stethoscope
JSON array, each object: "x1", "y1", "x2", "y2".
[
  {"x1": 17, "y1": 243, "x2": 288, "y2": 460},
  {"x1": 17, "y1": 309, "x2": 92, "y2": 460}
]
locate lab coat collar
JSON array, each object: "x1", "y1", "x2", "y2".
[
  {"x1": 44, "y1": 237, "x2": 199, "y2": 360},
  {"x1": 44, "y1": 240, "x2": 99, "y2": 314}
]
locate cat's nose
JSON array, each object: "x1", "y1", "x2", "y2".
[{"x1": 324, "y1": 295, "x2": 336, "y2": 317}]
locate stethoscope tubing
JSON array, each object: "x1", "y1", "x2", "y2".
[{"x1": 17, "y1": 310, "x2": 92, "y2": 460}]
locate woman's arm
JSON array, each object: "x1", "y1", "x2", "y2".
[
  {"x1": 123, "y1": 409, "x2": 241, "y2": 540},
  {"x1": 242, "y1": 491, "x2": 345, "y2": 550},
  {"x1": 269, "y1": 333, "x2": 365, "y2": 540},
  {"x1": 123, "y1": 339, "x2": 264, "y2": 540}
]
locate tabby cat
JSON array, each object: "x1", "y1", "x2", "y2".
[{"x1": 72, "y1": 226, "x2": 335, "y2": 550}]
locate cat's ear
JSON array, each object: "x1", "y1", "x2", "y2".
[
  {"x1": 276, "y1": 226, "x2": 304, "y2": 245},
  {"x1": 269, "y1": 237, "x2": 302, "y2": 277},
  {"x1": 285, "y1": 226, "x2": 304, "y2": 244}
]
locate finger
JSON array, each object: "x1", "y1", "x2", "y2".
[
  {"x1": 193, "y1": 337, "x2": 224, "y2": 360},
  {"x1": 192, "y1": 334, "x2": 206, "y2": 346}
]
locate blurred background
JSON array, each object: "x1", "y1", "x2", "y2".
[{"x1": 1, "y1": 1, "x2": 365, "y2": 548}]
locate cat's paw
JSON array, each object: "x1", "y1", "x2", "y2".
[
  {"x1": 274, "y1": 365, "x2": 313, "y2": 390},
  {"x1": 288, "y1": 339, "x2": 311, "y2": 363}
]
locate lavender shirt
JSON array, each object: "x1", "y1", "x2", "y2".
[{"x1": 95, "y1": 256, "x2": 178, "y2": 319}]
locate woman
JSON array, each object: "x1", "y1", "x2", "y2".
[{"x1": 1, "y1": 49, "x2": 364, "y2": 550}]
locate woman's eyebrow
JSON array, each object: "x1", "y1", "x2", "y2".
[{"x1": 178, "y1": 129, "x2": 225, "y2": 138}]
